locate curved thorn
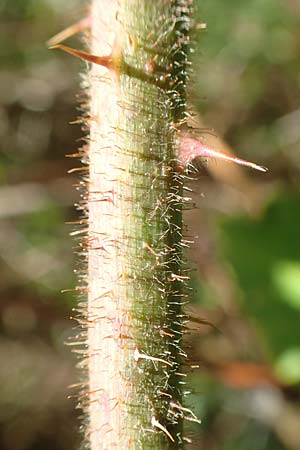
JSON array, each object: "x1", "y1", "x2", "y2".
[{"x1": 49, "y1": 44, "x2": 113, "y2": 69}]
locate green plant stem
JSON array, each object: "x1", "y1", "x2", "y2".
[{"x1": 87, "y1": 1, "x2": 192, "y2": 449}]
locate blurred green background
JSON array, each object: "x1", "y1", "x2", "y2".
[{"x1": 0, "y1": 1, "x2": 300, "y2": 450}]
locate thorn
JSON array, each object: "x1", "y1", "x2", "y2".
[
  {"x1": 69, "y1": 228, "x2": 88, "y2": 236},
  {"x1": 159, "y1": 329, "x2": 175, "y2": 338},
  {"x1": 170, "y1": 402, "x2": 201, "y2": 424},
  {"x1": 151, "y1": 416, "x2": 175, "y2": 442},
  {"x1": 49, "y1": 44, "x2": 114, "y2": 70},
  {"x1": 170, "y1": 273, "x2": 190, "y2": 282},
  {"x1": 178, "y1": 136, "x2": 268, "y2": 173},
  {"x1": 142, "y1": 241, "x2": 160, "y2": 257},
  {"x1": 67, "y1": 166, "x2": 89, "y2": 173},
  {"x1": 134, "y1": 348, "x2": 173, "y2": 367},
  {"x1": 184, "y1": 415, "x2": 202, "y2": 424},
  {"x1": 47, "y1": 16, "x2": 91, "y2": 47}
]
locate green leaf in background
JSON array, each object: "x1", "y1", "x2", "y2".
[
  {"x1": 272, "y1": 260, "x2": 300, "y2": 311},
  {"x1": 219, "y1": 193, "x2": 300, "y2": 383}
]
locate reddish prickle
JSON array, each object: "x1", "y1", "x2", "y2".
[
  {"x1": 178, "y1": 136, "x2": 267, "y2": 172},
  {"x1": 49, "y1": 44, "x2": 114, "y2": 71}
]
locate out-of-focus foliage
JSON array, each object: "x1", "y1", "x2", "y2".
[
  {"x1": 0, "y1": 1, "x2": 299, "y2": 450},
  {"x1": 185, "y1": 1, "x2": 300, "y2": 449},
  {"x1": 0, "y1": 1, "x2": 82, "y2": 450}
]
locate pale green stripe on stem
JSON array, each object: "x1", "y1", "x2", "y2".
[{"x1": 87, "y1": 1, "x2": 192, "y2": 449}]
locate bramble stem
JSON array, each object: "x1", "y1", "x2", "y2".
[{"x1": 86, "y1": 1, "x2": 193, "y2": 449}]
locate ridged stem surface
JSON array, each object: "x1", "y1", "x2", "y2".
[{"x1": 87, "y1": 1, "x2": 192, "y2": 449}]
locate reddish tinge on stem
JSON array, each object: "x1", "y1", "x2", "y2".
[{"x1": 178, "y1": 136, "x2": 267, "y2": 172}]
